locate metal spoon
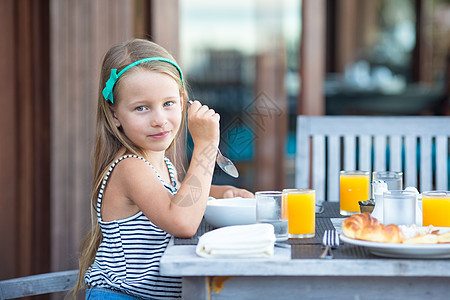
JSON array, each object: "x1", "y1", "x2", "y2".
[
  {"x1": 187, "y1": 100, "x2": 239, "y2": 178},
  {"x1": 216, "y1": 148, "x2": 239, "y2": 178}
]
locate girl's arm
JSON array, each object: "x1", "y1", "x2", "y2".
[
  {"x1": 210, "y1": 185, "x2": 254, "y2": 199},
  {"x1": 114, "y1": 101, "x2": 220, "y2": 238}
]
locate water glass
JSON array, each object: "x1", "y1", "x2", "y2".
[
  {"x1": 340, "y1": 171, "x2": 370, "y2": 216},
  {"x1": 422, "y1": 191, "x2": 450, "y2": 227},
  {"x1": 372, "y1": 171, "x2": 403, "y2": 192},
  {"x1": 383, "y1": 190, "x2": 416, "y2": 225},
  {"x1": 282, "y1": 189, "x2": 315, "y2": 238},
  {"x1": 255, "y1": 191, "x2": 288, "y2": 242}
]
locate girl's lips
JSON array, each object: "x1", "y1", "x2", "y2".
[{"x1": 149, "y1": 131, "x2": 170, "y2": 139}]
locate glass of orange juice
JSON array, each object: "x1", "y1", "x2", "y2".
[
  {"x1": 340, "y1": 171, "x2": 370, "y2": 216},
  {"x1": 282, "y1": 189, "x2": 315, "y2": 238},
  {"x1": 422, "y1": 191, "x2": 450, "y2": 227}
]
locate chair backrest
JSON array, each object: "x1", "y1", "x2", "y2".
[
  {"x1": 0, "y1": 270, "x2": 78, "y2": 299},
  {"x1": 295, "y1": 116, "x2": 449, "y2": 202}
]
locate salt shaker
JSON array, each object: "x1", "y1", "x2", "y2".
[
  {"x1": 405, "y1": 186, "x2": 423, "y2": 226},
  {"x1": 370, "y1": 180, "x2": 388, "y2": 223}
]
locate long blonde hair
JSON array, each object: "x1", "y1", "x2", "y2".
[{"x1": 72, "y1": 39, "x2": 188, "y2": 297}]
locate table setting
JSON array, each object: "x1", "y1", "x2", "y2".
[
  {"x1": 163, "y1": 170, "x2": 450, "y2": 299},
  {"x1": 175, "y1": 171, "x2": 450, "y2": 259}
]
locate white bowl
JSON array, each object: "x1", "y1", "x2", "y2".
[{"x1": 204, "y1": 197, "x2": 256, "y2": 228}]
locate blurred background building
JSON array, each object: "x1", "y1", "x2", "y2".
[{"x1": 1, "y1": 0, "x2": 449, "y2": 287}]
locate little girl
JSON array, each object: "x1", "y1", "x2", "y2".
[{"x1": 74, "y1": 39, "x2": 253, "y2": 299}]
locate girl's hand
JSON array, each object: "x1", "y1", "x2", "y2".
[
  {"x1": 187, "y1": 100, "x2": 220, "y2": 149},
  {"x1": 210, "y1": 185, "x2": 254, "y2": 199},
  {"x1": 223, "y1": 188, "x2": 255, "y2": 199}
]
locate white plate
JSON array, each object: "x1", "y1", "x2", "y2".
[
  {"x1": 340, "y1": 228, "x2": 450, "y2": 259},
  {"x1": 204, "y1": 197, "x2": 256, "y2": 228}
]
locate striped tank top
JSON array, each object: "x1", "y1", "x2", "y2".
[{"x1": 84, "y1": 155, "x2": 182, "y2": 299}]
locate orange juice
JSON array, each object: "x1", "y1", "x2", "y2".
[
  {"x1": 340, "y1": 171, "x2": 370, "y2": 215},
  {"x1": 283, "y1": 189, "x2": 315, "y2": 238},
  {"x1": 422, "y1": 191, "x2": 450, "y2": 227}
]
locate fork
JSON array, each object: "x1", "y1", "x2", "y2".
[{"x1": 319, "y1": 230, "x2": 340, "y2": 259}]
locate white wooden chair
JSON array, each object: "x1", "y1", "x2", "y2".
[
  {"x1": 0, "y1": 270, "x2": 77, "y2": 299},
  {"x1": 295, "y1": 116, "x2": 450, "y2": 202}
]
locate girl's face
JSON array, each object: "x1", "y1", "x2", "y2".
[{"x1": 113, "y1": 69, "x2": 183, "y2": 155}]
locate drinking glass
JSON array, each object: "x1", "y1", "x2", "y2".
[
  {"x1": 383, "y1": 190, "x2": 416, "y2": 225},
  {"x1": 422, "y1": 191, "x2": 450, "y2": 227},
  {"x1": 372, "y1": 171, "x2": 403, "y2": 193},
  {"x1": 282, "y1": 189, "x2": 315, "y2": 238},
  {"x1": 255, "y1": 191, "x2": 288, "y2": 241},
  {"x1": 340, "y1": 171, "x2": 370, "y2": 216}
]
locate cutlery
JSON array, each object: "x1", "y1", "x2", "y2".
[
  {"x1": 320, "y1": 230, "x2": 340, "y2": 259},
  {"x1": 187, "y1": 100, "x2": 239, "y2": 178},
  {"x1": 315, "y1": 199, "x2": 325, "y2": 214},
  {"x1": 274, "y1": 242, "x2": 291, "y2": 249}
]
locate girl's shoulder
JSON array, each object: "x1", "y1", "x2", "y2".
[
  {"x1": 108, "y1": 155, "x2": 163, "y2": 193},
  {"x1": 113, "y1": 154, "x2": 148, "y2": 164},
  {"x1": 109, "y1": 154, "x2": 178, "y2": 192},
  {"x1": 110, "y1": 154, "x2": 152, "y2": 174}
]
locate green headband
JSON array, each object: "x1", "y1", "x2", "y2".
[{"x1": 102, "y1": 57, "x2": 183, "y2": 103}]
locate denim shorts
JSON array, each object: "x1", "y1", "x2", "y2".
[{"x1": 86, "y1": 287, "x2": 139, "y2": 299}]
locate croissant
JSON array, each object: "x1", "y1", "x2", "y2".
[{"x1": 342, "y1": 213, "x2": 404, "y2": 243}]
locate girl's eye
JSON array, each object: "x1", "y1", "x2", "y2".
[
  {"x1": 136, "y1": 106, "x2": 147, "y2": 112},
  {"x1": 164, "y1": 101, "x2": 174, "y2": 107}
]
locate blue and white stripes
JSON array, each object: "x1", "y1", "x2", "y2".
[{"x1": 85, "y1": 155, "x2": 182, "y2": 299}]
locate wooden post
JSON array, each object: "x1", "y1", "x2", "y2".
[
  {"x1": 335, "y1": 0, "x2": 358, "y2": 74},
  {"x1": 150, "y1": 0, "x2": 180, "y2": 60},
  {"x1": 299, "y1": 0, "x2": 326, "y2": 116},
  {"x1": 254, "y1": 51, "x2": 287, "y2": 191},
  {"x1": 0, "y1": 0, "x2": 51, "y2": 280},
  {"x1": 50, "y1": 0, "x2": 134, "y2": 272},
  {"x1": 413, "y1": 0, "x2": 433, "y2": 83},
  {"x1": 0, "y1": 0, "x2": 19, "y2": 280},
  {"x1": 253, "y1": 1, "x2": 287, "y2": 191}
]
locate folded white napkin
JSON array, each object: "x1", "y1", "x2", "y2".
[{"x1": 196, "y1": 224, "x2": 276, "y2": 258}]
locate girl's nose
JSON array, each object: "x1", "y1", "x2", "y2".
[{"x1": 151, "y1": 110, "x2": 168, "y2": 127}]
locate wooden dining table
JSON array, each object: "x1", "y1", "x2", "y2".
[{"x1": 160, "y1": 202, "x2": 450, "y2": 299}]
